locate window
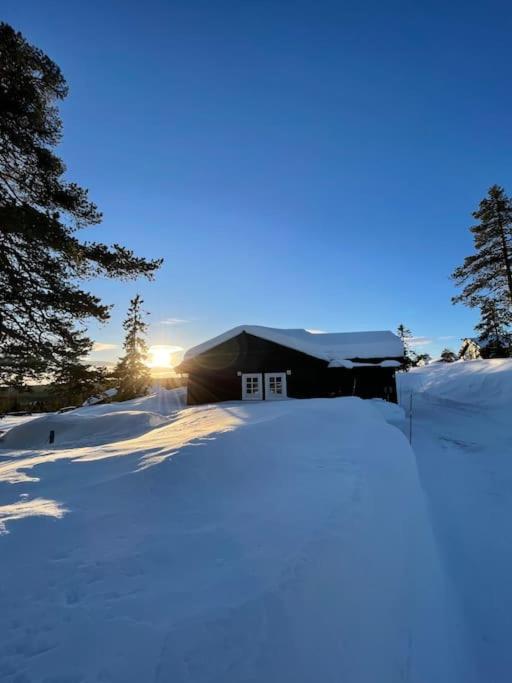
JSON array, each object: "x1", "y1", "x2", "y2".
[
  {"x1": 242, "y1": 374, "x2": 263, "y2": 400},
  {"x1": 246, "y1": 377, "x2": 259, "y2": 394},
  {"x1": 268, "y1": 376, "x2": 283, "y2": 395},
  {"x1": 264, "y1": 373, "x2": 287, "y2": 400}
]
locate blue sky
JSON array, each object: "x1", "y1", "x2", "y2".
[{"x1": 4, "y1": 0, "x2": 512, "y2": 363}]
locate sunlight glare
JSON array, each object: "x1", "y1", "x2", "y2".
[{"x1": 147, "y1": 344, "x2": 183, "y2": 368}]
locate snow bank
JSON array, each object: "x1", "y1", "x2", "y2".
[
  {"x1": 398, "y1": 358, "x2": 512, "y2": 406},
  {"x1": 0, "y1": 393, "x2": 471, "y2": 682},
  {"x1": 0, "y1": 388, "x2": 187, "y2": 450},
  {"x1": 397, "y1": 359, "x2": 512, "y2": 680},
  {"x1": 2, "y1": 410, "x2": 171, "y2": 449},
  {"x1": 0, "y1": 413, "x2": 42, "y2": 433}
]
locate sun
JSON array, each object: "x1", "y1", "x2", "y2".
[{"x1": 147, "y1": 344, "x2": 183, "y2": 368}]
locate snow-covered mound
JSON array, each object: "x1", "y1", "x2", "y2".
[
  {"x1": 2, "y1": 409, "x2": 170, "y2": 449},
  {"x1": 0, "y1": 413, "x2": 39, "y2": 433},
  {"x1": 0, "y1": 395, "x2": 471, "y2": 682},
  {"x1": 397, "y1": 359, "x2": 512, "y2": 680},
  {"x1": 398, "y1": 359, "x2": 512, "y2": 406},
  {"x1": 0, "y1": 388, "x2": 187, "y2": 450}
]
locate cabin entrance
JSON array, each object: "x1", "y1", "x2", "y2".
[
  {"x1": 264, "y1": 372, "x2": 287, "y2": 400},
  {"x1": 241, "y1": 372, "x2": 288, "y2": 400},
  {"x1": 241, "y1": 373, "x2": 263, "y2": 400}
]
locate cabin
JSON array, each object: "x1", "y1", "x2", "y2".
[{"x1": 177, "y1": 325, "x2": 404, "y2": 405}]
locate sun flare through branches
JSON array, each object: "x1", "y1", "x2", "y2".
[{"x1": 147, "y1": 345, "x2": 184, "y2": 368}]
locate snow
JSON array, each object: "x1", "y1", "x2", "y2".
[
  {"x1": 1, "y1": 390, "x2": 187, "y2": 452},
  {"x1": 368, "y1": 398, "x2": 407, "y2": 430},
  {"x1": 327, "y1": 358, "x2": 358, "y2": 368},
  {"x1": 0, "y1": 497, "x2": 67, "y2": 535},
  {"x1": 398, "y1": 358, "x2": 512, "y2": 406},
  {"x1": 0, "y1": 413, "x2": 40, "y2": 433},
  {"x1": 82, "y1": 387, "x2": 118, "y2": 407},
  {"x1": 397, "y1": 359, "x2": 512, "y2": 681},
  {"x1": 327, "y1": 358, "x2": 401, "y2": 368},
  {"x1": 0, "y1": 389, "x2": 472, "y2": 682},
  {"x1": 184, "y1": 325, "x2": 404, "y2": 363}
]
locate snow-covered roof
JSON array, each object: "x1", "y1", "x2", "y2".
[
  {"x1": 328, "y1": 359, "x2": 402, "y2": 369},
  {"x1": 184, "y1": 325, "x2": 404, "y2": 363}
]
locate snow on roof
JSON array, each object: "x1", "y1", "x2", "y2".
[
  {"x1": 184, "y1": 325, "x2": 404, "y2": 363},
  {"x1": 328, "y1": 359, "x2": 402, "y2": 369}
]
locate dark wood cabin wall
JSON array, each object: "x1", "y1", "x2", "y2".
[
  {"x1": 184, "y1": 333, "x2": 327, "y2": 403},
  {"x1": 183, "y1": 332, "x2": 400, "y2": 404}
]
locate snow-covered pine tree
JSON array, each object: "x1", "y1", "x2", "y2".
[
  {"x1": 115, "y1": 296, "x2": 151, "y2": 400},
  {"x1": 452, "y1": 185, "x2": 512, "y2": 310},
  {"x1": 474, "y1": 298, "x2": 512, "y2": 358},
  {"x1": 0, "y1": 24, "x2": 162, "y2": 385},
  {"x1": 396, "y1": 324, "x2": 415, "y2": 370},
  {"x1": 413, "y1": 353, "x2": 432, "y2": 366},
  {"x1": 440, "y1": 348, "x2": 457, "y2": 362}
]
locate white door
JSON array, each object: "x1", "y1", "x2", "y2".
[
  {"x1": 264, "y1": 372, "x2": 287, "y2": 400},
  {"x1": 241, "y1": 373, "x2": 263, "y2": 400}
]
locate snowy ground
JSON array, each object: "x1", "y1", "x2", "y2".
[
  {"x1": 398, "y1": 359, "x2": 512, "y2": 683},
  {"x1": 0, "y1": 388, "x2": 475, "y2": 683}
]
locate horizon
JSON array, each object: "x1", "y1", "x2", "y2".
[{"x1": 4, "y1": 0, "x2": 512, "y2": 363}]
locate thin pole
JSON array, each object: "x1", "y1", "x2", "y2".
[{"x1": 409, "y1": 392, "x2": 413, "y2": 445}]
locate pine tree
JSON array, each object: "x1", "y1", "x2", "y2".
[
  {"x1": 440, "y1": 348, "x2": 457, "y2": 362},
  {"x1": 0, "y1": 23, "x2": 162, "y2": 384},
  {"x1": 52, "y1": 340, "x2": 108, "y2": 406},
  {"x1": 396, "y1": 324, "x2": 414, "y2": 369},
  {"x1": 474, "y1": 298, "x2": 512, "y2": 358},
  {"x1": 452, "y1": 185, "x2": 512, "y2": 310},
  {"x1": 115, "y1": 296, "x2": 151, "y2": 400}
]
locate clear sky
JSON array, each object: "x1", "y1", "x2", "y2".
[{"x1": 4, "y1": 0, "x2": 512, "y2": 363}]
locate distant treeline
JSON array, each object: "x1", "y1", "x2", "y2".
[{"x1": 0, "y1": 375, "x2": 187, "y2": 415}]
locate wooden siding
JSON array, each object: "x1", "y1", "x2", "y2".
[{"x1": 180, "y1": 332, "x2": 400, "y2": 405}]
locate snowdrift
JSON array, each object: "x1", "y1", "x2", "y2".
[
  {"x1": 398, "y1": 358, "x2": 512, "y2": 406},
  {"x1": 0, "y1": 393, "x2": 471, "y2": 682},
  {"x1": 2, "y1": 409, "x2": 170, "y2": 449},
  {"x1": 0, "y1": 387, "x2": 186, "y2": 450},
  {"x1": 397, "y1": 358, "x2": 512, "y2": 680}
]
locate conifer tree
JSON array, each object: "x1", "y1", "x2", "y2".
[
  {"x1": 396, "y1": 324, "x2": 415, "y2": 369},
  {"x1": 0, "y1": 23, "x2": 162, "y2": 384},
  {"x1": 452, "y1": 185, "x2": 512, "y2": 310},
  {"x1": 115, "y1": 296, "x2": 151, "y2": 400},
  {"x1": 474, "y1": 298, "x2": 512, "y2": 358},
  {"x1": 440, "y1": 348, "x2": 457, "y2": 362},
  {"x1": 52, "y1": 341, "x2": 107, "y2": 406}
]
